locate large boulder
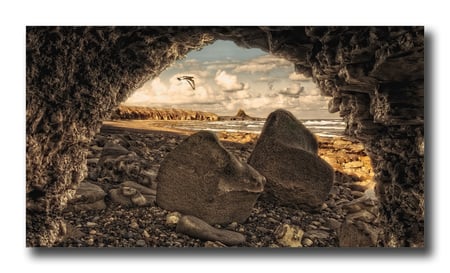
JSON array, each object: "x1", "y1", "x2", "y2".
[
  {"x1": 248, "y1": 109, "x2": 334, "y2": 209},
  {"x1": 156, "y1": 131, "x2": 265, "y2": 225}
]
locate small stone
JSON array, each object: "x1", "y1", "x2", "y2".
[
  {"x1": 351, "y1": 191, "x2": 365, "y2": 198},
  {"x1": 302, "y1": 238, "x2": 314, "y2": 247},
  {"x1": 166, "y1": 212, "x2": 182, "y2": 226},
  {"x1": 305, "y1": 230, "x2": 329, "y2": 240},
  {"x1": 142, "y1": 230, "x2": 150, "y2": 239},
  {"x1": 129, "y1": 221, "x2": 139, "y2": 229},
  {"x1": 131, "y1": 192, "x2": 147, "y2": 206},
  {"x1": 70, "y1": 182, "x2": 106, "y2": 204},
  {"x1": 86, "y1": 238, "x2": 94, "y2": 246},
  {"x1": 274, "y1": 224, "x2": 304, "y2": 247},
  {"x1": 89, "y1": 229, "x2": 97, "y2": 235},
  {"x1": 86, "y1": 222, "x2": 97, "y2": 228},
  {"x1": 204, "y1": 241, "x2": 227, "y2": 248},
  {"x1": 136, "y1": 239, "x2": 146, "y2": 247},
  {"x1": 346, "y1": 210, "x2": 376, "y2": 223},
  {"x1": 226, "y1": 222, "x2": 238, "y2": 230},
  {"x1": 328, "y1": 218, "x2": 342, "y2": 230},
  {"x1": 122, "y1": 186, "x2": 137, "y2": 197},
  {"x1": 256, "y1": 226, "x2": 271, "y2": 233},
  {"x1": 176, "y1": 215, "x2": 246, "y2": 246},
  {"x1": 122, "y1": 181, "x2": 156, "y2": 195}
]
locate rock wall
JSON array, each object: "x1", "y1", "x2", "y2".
[{"x1": 26, "y1": 26, "x2": 424, "y2": 247}]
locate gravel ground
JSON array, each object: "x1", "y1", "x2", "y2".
[{"x1": 57, "y1": 123, "x2": 379, "y2": 247}]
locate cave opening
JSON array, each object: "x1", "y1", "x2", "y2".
[{"x1": 26, "y1": 26, "x2": 424, "y2": 248}]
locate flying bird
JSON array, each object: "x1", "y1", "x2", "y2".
[{"x1": 177, "y1": 76, "x2": 195, "y2": 90}]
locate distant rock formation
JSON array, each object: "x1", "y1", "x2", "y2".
[
  {"x1": 156, "y1": 131, "x2": 265, "y2": 224},
  {"x1": 218, "y1": 109, "x2": 264, "y2": 121},
  {"x1": 111, "y1": 105, "x2": 219, "y2": 121}
]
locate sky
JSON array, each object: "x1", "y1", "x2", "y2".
[{"x1": 124, "y1": 40, "x2": 339, "y2": 119}]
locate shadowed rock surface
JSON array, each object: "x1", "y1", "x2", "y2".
[
  {"x1": 156, "y1": 131, "x2": 265, "y2": 224},
  {"x1": 66, "y1": 182, "x2": 106, "y2": 212},
  {"x1": 26, "y1": 26, "x2": 423, "y2": 247},
  {"x1": 248, "y1": 109, "x2": 334, "y2": 209}
]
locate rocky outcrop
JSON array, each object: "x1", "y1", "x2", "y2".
[
  {"x1": 156, "y1": 131, "x2": 265, "y2": 224},
  {"x1": 248, "y1": 109, "x2": 334, "y2": 209},
  {"x1": 111, "y1": 105, "x2": 219, "y2": 121},
  {"x1": 218, "y1": 109, "x2": 264, "y2": 121},
  {"x1": 27, "y1": 26, "x2": 423, "y2": 247}
]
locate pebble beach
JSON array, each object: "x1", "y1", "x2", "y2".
[{"x1": 56, "y1": 120, "x2": 379, "y2": 248}]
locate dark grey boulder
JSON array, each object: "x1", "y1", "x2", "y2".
[
  {"x1": 176, "y1": 215, "x2": 246, "y2": 246},
  {"x1": 156, "y1": 131, "x2": 265, "y2": 225},
  {"x1": 248, "y1": 109, "x2": 334, "y2": 209}
]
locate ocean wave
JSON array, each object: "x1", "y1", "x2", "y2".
[{"x1": 164, "y1": 119, "x2": 345, "y2": 136}]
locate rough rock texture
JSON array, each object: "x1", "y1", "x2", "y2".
[
  {"x1": 156, "y1": 131, "x2": 265, "y2": 224},
  {"x1": 274, "y1": 224, "x2": 305, "y2": 247},
  {"x1": 108, "y1": 181, "x2": 156, "y2": 207},
  {"x1": 176, "y1": 215, "x2": 246, "y2": 246},
  {"x1": 248, "y1": 109, "x2": 334, "y2": 209},
  {"x1": 111, "y1": 105, "x2": 219, "y2": 121},
  {"x1": 66, "y1": 182, "x2": 106, "y2": 212},
  {"x1": 96, "y1": 141, "x2": 152, "y2": 186},
  {"x1": 26, "y1": 26, "x2": 423, "y2": 247}
]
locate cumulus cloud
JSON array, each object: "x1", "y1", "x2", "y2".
[
  {"x1": 233, "y1": 55, "x2": 292, "y2": 73},
  {"x1": 278, "y1": 83, "x2": 305, "y2": 98},
  {"x1": 288, "y1": 72, "x2": 311, "y2": 81},
  {"x1": 124, "y1": 75, "x2": 225, "y2": 107},
  {"x1": 215, "y1": 70, "x2": 249, "y2": 92}
]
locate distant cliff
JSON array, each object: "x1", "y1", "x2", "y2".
[
  {"x1": 218, "y1": 109, "x2": 264, "y2": 121},
  {"x1": 111, "y1": 106, "x2": 219, "y2": 121}
]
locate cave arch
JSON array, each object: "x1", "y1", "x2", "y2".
[{"x1": 26, "y1": 26, "x2": 424, "y2": 247}]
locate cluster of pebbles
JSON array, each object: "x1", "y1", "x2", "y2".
[{"x1": 59, "y1": 124, "x2": 380, "y2": 247}]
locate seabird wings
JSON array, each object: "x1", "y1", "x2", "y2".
[{"x1": 177, "y1": 76, "x2": 195, "y2": 90}]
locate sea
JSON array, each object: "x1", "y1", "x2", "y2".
[{"x1": 146, "y1": 119, "x2": 346, "y2": 137}]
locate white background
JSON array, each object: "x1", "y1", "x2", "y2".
[{"x1": 0, "y1": 0, "x2": 446, "y2": 271}]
